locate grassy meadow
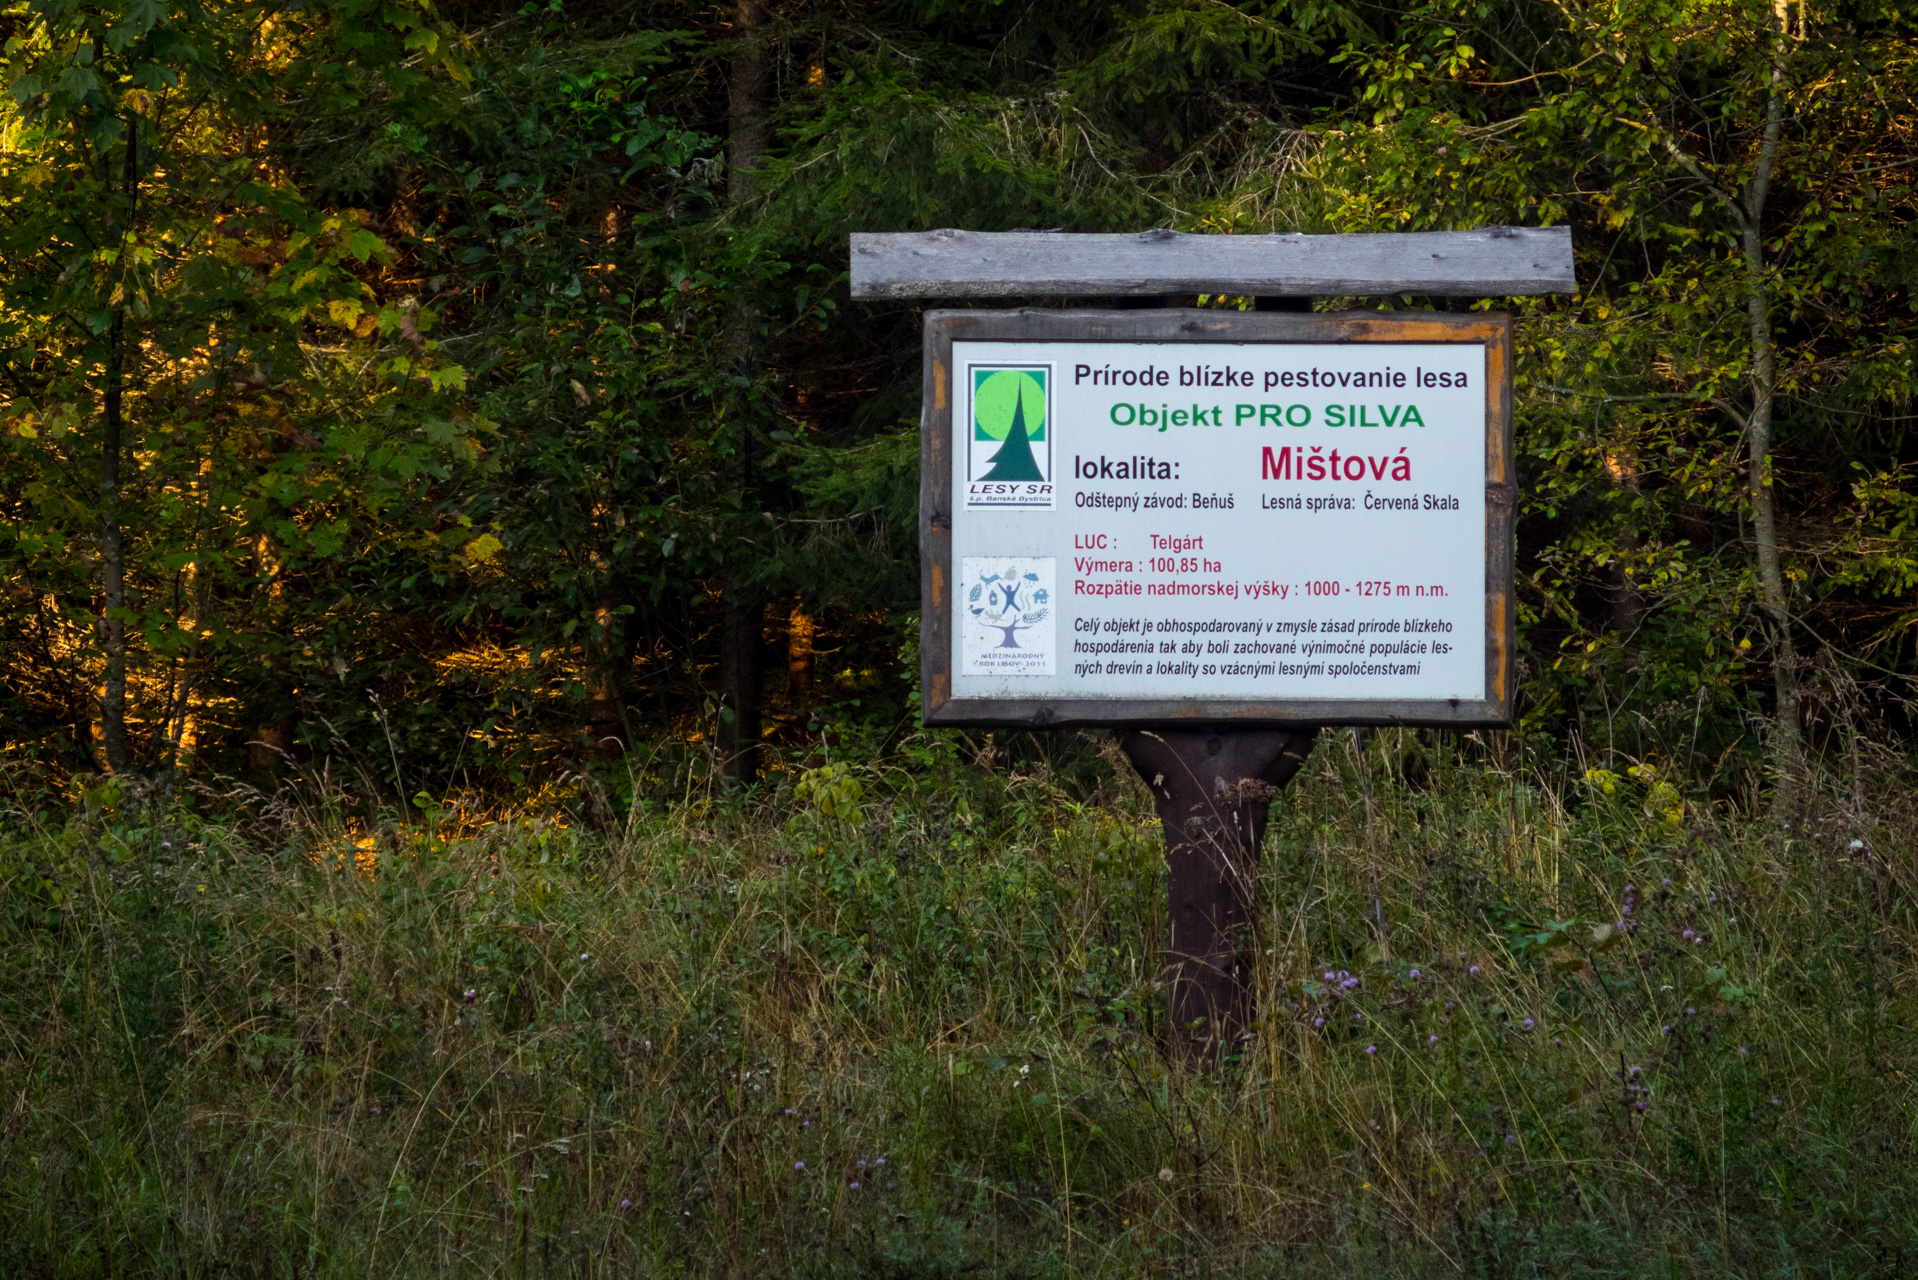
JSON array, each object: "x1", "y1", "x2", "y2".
[{"x1": 2, "y1": 729, "x2": 1916, "y2": 1278}]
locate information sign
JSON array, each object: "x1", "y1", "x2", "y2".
[{"x1": 920, "y1": 309, "x2": 1514, "y2": 727}]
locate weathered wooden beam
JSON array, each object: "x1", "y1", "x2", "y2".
[{"x1": 851, "y1": 226, "x2": 1575, "y2": 298}]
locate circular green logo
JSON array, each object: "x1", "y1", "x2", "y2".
[{"x1": 973, "y1": 370, "x2": 1046, "y2": 441}]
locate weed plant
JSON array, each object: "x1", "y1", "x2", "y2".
[{"x1": 2, "y1": 730, "x2": 1915, "y2": 1277}]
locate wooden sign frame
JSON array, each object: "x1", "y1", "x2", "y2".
[{"x1": 919, "y1": 307, "x2": 1515, "y2": 730}]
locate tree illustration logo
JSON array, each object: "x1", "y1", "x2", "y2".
[
  {"x1": 960, "y1": 557, "x2": 1056, "y2": 676},
  {"x1": 969, "y1": 567, "x2": 1049, "y2": 649},
  {"x1": 965, "y1": 366, "x2": 1052, "y2": 507}
]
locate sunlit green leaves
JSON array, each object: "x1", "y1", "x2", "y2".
[
  {"x1": 0, "y1": 2, "x2": 485, "y2": 771},
  {"x1": 1321, "y1": 0, "x2": 1918, "y2": 760}
]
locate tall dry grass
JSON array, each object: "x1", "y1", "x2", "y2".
[{"x1": 2, "y1": 728, "x2": 1916, "y2": 1277}]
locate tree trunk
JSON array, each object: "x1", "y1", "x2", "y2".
[
  {"x1": 1743, "y1": 11, "x2": 1804, "y2": 796},
  {"x1": 583, "y1": 578, "x2": 630, "y2": 760},
  {"x1": 247, "y1": 532, "x2": 298, "y2": 775},
  {"x1": 100, "y1": 308, "x2": 131, "y2": 774},
  {"x1": 98, "y1": 118, "x2": 139, "y2": 776},
  {"x1": 1604, "y1": 446, "x2": 1646, "y2": 635},
  {"x1": 1607, "y1": 1, "x2": 1801, "y2": 790},
  {"x1": 156, "y1": 560, "x2": 205, "y2": 773},
  {"x1": 727, "y1": 0, "x2": 771, "y2": 200},
  {"x1": 716, "y1": 592, "x2": 763, "y2": 782},
  {"x1": 248, "y1": 717, "x2": 295, "y2": 773},
  {"x1": 786, "y1": 604, "x2": 815, "y2": 708},
  {"x1": 715, "y1": 0, "x2": 772, "y2": 788}
]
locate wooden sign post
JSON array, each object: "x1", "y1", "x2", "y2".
[{"x1": 852, "y1": 228, "x2": 1575, "y2": 1057}]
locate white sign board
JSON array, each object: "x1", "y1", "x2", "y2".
[{"x1": 921, "y1": 310, "x2": 1514, "y2": 727}]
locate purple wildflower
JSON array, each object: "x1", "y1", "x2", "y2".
[
  {"x1": 1469, "y1": 965, "x2": 1482, "y2": 976},
  {"x1": 1408, "y1": 969, "x2": 1421, "y2": 980},
  {"x1": 1521, "y1": 1018, "x2": 1535, "y2": 1030},
  {"x1": 794, "y1": 1162, "x2": 805, "y2": 1171},
  {"x1": 1365, "y1": 1044, "x2": 1377, "y2": 1055}
]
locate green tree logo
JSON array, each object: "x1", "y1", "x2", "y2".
[{"x1": 971, "y1": 368, "x2": 1048, "y2": 482}]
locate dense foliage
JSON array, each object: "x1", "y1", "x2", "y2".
[{"x1": 2, "y1": 0, "x2": 1915, "y2": 791}]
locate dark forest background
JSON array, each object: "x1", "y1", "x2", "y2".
[{"x1": 2, "y1": 0, "x2": 1916, "y2": 801}]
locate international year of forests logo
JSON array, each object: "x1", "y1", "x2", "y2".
[
  {"x1": 960, "y1": 557, "x2": 1056, "y2": 676},
  {"x1": 965, "y1": 365, "x2": 1053, "y2": 508}
]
